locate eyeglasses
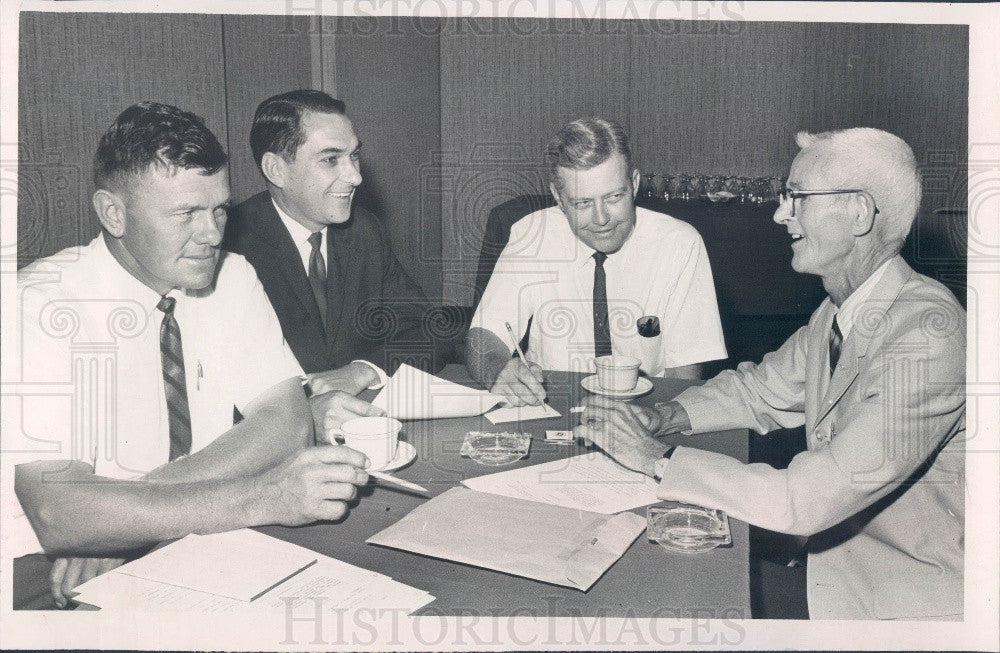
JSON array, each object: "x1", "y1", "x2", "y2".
[{"x1": 778, "y1": 188, "x2": 879, "y2": 218}]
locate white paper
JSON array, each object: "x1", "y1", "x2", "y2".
[
  {"x1": 114, "y1": 529, "x2": 317, "y2": 601},
  {"x1": 74, "y1": 551, "x2": 434, "y2": 615},
  {"x1": 372, "y1": 363, "x2": 506, "y2": 419},
  {"x1": 461, "y1": 451, "x2": 661, "y2": 514},
  {"x1": 367, "y1": 487, "x2": 647, "y2": 591},
  {"x1": 484, "y1": 402, "x2": 560, "y2": 424}
]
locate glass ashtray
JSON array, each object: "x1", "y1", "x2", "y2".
[
  {"x1": 460, "y1": 431, "x2": 531, "y2": 466},
  {"x1": 647, "y1": 503, "x2": 732, "y2": 553}
]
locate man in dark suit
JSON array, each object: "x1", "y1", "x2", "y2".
[{"x1": 224, "y1": 90, "x2": 447, "y2": 394}]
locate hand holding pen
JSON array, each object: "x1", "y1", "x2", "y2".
[{"x1": 490, "y1": 321, "x2": 546, "y2": 407}]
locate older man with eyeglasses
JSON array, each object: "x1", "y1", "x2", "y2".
[{"x1": 576, "y1": 128, "x2": 965, "y2": 620}]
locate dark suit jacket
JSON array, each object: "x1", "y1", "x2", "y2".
[{"x1": 224, "y1": 191, "x2": 454, "y2": 375}]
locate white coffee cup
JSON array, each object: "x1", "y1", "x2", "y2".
[
  {"x1": 337, "y1": 416, "x2": 401, "y2": 471},
  {"x1": 595, "y1": 355, "x2": 641, "y2": 392}
]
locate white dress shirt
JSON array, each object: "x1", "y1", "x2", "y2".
[
  {"x1": 6, "y1": 234, "x2": 303, "y2": 555},
  {"x1": 273, "y1": 198, "x2": 326, "y2": 275},
  {"x1": 473, "y1": 206, "x2": 728, "y2": 374}
]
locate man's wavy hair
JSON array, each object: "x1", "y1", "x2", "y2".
[
  {"x1": 93, "y1": 101, "x2": 228, "y2": 191},
  {"x1": 545, "y1": 118, "x2": 634, "y2": 192}
]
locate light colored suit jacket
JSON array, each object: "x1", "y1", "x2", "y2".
[{"x1": 663, "y1": 256, "x2": 965, "y2": 620}]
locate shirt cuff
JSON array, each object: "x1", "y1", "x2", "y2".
[{"x1": 351, "y1": 360, "x2": 388, "y2": 390}]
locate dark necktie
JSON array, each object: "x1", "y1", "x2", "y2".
[
  {"x1": 307, "y1": 231, "x2": 327, "y2": 326},
  {"x1": 829, "y1": 315, "x2": 843, "y2": 377},
  {"x1": 593, "y1": 251, "x2": 613, "y2": 358},
  {"x1": 157, "y1": 296, "x2": 191, "y2": 461}
]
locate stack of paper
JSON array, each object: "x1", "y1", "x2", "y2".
[
  {"x1": 372, "y1": 364, "x2": 506, "y2": 419},
  {"x1": 461, "y1": 451, "x2": 662, "y2": 514},
  {"x1": 72, "y1": 529, "x2": 434, "y2": 615}
]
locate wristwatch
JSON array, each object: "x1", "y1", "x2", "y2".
[{"x1": 652, "y1": 445, "x2": 676, "y2": 481}]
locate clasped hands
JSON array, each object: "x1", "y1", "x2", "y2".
[{"x1": 572, "y1": 396, "x2": 691, "y2": 478}]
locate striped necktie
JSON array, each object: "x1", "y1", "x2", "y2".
[
  {"x1": 593, "y1": 251, "x2": 613, "y2": 358},
  {"x1": 307, "y1": 231, "x2": 327, "y2": 327},
  {"x1": 829, "y1": 315, "x2": 843, "y2": 377},
  {"x1": 157, "y1": 296, "x2": 192, "y2": 461}
]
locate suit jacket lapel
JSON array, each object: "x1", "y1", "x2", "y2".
[
  {"x1": 257, "y1": 201, "x2": 327, "y2": 339},
  {"x1": 815, "y1": 256, "x2": 912, "y2": 427},
  {"x1": 324, "y1": 223, "x2": 345, "y2": 348}
]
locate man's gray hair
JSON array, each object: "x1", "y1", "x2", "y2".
[
  {"x1": 545, "y1": 118, "x2": 634, "y2": 191},
  {"x1": 795, "y1": 128, "x2": 921, "y2": 253}
]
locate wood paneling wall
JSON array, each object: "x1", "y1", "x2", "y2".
[
  {"x1": 333, "y1": 17, "x2": 443, "y2": 299},
  {"x1": 221, "y1": 15, "x2": 314, "y2": 205},
  {"x1": 439, "y1": 19, "x2": 968, "y2": 304}
]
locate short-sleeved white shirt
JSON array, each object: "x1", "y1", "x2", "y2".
[
  {"x1": 6, "y1": 234, "x2": 303, "y2": 555},
  {"x1": 472, "y1": 206, "x2": 728, "y2": 374}
]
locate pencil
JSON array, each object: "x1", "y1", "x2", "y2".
[{"x1": 504, "y1": 321, "x2": 529, "y2": 366}]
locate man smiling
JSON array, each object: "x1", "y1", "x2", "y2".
[
  {"x1": 575, "y1": 128, "x2": 965, "y2": 620},
  {"x1": 224, "y1": 90, "x2": 444, "y2": 392},
  {"x1": 467, "y1": 118, "x2": 727, "y2": 405}
]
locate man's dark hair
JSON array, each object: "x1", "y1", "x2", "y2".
[
  {"x1": 249, "y1": 89, "x2": 347, "y2": 170},
  {"x1": 93, "y1": 101, "x2": 228, "y2": 191},
  {"x1": 545, "y1": 118, "x2": 634, "y2": 191}
]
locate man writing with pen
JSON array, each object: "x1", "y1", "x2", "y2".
[{"x1": 466, "y1": 118, "x2": 727, "y2": 405}]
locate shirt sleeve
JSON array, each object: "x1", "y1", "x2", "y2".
[
  {"x1": 470, "y1": 220, "x2": 540, "y2": 354},
  {"x1": 657, "y1": 230, "x2": 728, "y2": 368},
  {"x1": 228, "y1": 257, "x2": 304, "y2": 411}
]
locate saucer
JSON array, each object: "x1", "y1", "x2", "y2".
[
  {"x1": 372, "y1": 441, "x2": 416, "y2": 473},
  {"x1": 581, "y1": 375, "x2": 653, "y2": 399}
]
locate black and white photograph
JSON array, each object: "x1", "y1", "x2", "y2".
[{"x1": 1, "y1": 0, "x2": 997, "y2": 650}]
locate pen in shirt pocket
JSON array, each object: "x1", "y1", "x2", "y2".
[{"x1": 197, "y1": 361, "x2": 204, "y2": 390}]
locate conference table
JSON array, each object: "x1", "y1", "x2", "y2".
[{"x1": 14, "y1": 365, "x2": 750, "y2": 618}]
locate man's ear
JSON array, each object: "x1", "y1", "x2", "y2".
[
  {"x1": 549, "y1": 182, "x2": 564, "y2": 212},
  {"x1": 630, "y1": 168, "x2": 641, "y2": 198},
  {"x1": 260, "y1": 152, "x2": 287, "y2": 189},
  {"x1": 92, "y1": 189, "x2": 127, "y2": 238},
  {"x1": 850, "y1": 191, "x2": 877, "y2": 237}
]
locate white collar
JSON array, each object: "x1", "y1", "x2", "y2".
[
  {"x1": 272, "y1": 198, "x2": 321, "y2": 247},
  {"x1": 834, "y1": 258, "x2": 894, "y2": 340}
]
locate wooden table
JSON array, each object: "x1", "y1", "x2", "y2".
[{"x1": 14, "y1": 365, "x2": 751, "y2": 617}]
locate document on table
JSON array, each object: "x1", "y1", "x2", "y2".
[
  {"x1": 114, "y1": 529, "x2": 317, "y2": 601},
  {"x1": 461, "y1": 451, "x2": 661, "y2": 514},
  {"x1": 372, "y1": 363, "x2": 506, "y2": 419},
  {"x1": 367, "y1": 487, "x2": 646, "y2": 591},
  {"x1": 485, "y1": 402, "x2": 560, "y2": 424},
  {"x1": 72, "y1": 531, "x2": 435, "y2": 615}
]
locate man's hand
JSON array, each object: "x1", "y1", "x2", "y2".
[
  {"x1": 307, "y1": 362, "x2": 379, "y2": 396},
  {"x1": 254, "y1": 445, "x2": 370, "y2": 526},
  {"x1": 490, "y1": 357, "x2": 546, "y2": 406},
  {"x1": 573, "y1": 396, "x2": 670, "y2": 477},
  {"x1": 310, "y1": 391, "x2": 386, "y2": 444},
  {"x1": 50, "y1": 556, "x2": 124, "y2": 608}
]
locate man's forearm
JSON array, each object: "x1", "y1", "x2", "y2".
[
  {"x1": 654, "y1": 401, "x2": 693, "y2": 436},
  {"x1": 145, "y1": 377, "x2": 312, "y2": 484},
  {"x1": 465, "y1": 327, "x2": 511, "y2": 388},
  {"x1": 15, "y1": 461, "x2": 273, "y2": 556}
]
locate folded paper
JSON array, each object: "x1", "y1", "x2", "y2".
[{"x1": 372, "y1": 363, "x2": 506, "y2": 419}]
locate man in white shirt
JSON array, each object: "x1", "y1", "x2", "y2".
[
  {"x1": 575, "y1": 128, "x2": 965, "y2": 620},
  {"x1": 10, "y1": 102, "x2": 380, "y2": 606},
  {"x1": 467, "y1": 118, "x2": 727, "y2": 405}
]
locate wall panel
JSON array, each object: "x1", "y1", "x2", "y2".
[
  {"x1": 17, "y1": 12, "x2": 226, "y2": 266},
  {"x1": 221, "y1": 15, "x2": 315, "y2": 204},
  {"x1": 334, "y1": 17, "x2": 443, "y2": 299}
]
